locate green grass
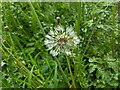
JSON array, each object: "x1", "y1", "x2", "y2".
[{"x1": 1, "y1": 1, "x2": 120, "y2": 88}]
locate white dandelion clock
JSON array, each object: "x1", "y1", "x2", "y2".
[{"x1": 44, "y1": 25, "x2": 80, "y2": 57}]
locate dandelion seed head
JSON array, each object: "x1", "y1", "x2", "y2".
[{"x1": 44, "y1": 25, "x2": 80, "y2": 56}]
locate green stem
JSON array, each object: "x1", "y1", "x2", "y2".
[
  {"x1": 28, "y1": 0, "x2": 45, "y2": 36},
  {"x1": 66, "y1": 55, "x2": 76, "y2": 88},
  {"x1": 55, "y1": 57, "x2": 70, "y2": 87},
  {"x1": 80, "y1": 3, "x2": 95, "y2": 61},
  {"x1": 2, "y1": 43, "x2": 43, "y2": 87},
  {"x1": 111, "y1": 3, "x2": 116, "y2": 58},
  {"x1": 0, "y1": 3, "x2": 2, "y2": 89}
]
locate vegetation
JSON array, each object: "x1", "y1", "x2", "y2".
[{"x1": 1, "y1": 2, "x2": 120, "y2": 88}]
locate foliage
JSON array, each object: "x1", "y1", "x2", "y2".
[{"x1": 1, "y1": 2, "x2": 119, "y2": 88}]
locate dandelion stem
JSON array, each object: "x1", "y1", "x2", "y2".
[
  {"x1": 55, "y1": 57, "x2": 70, "y2": 87},
  {"x1": 66, "y1": 55, "x2": 76, "y2": 88}
]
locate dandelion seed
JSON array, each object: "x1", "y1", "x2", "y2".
[{"x1": 44, "y1": 25, "x2": 80, "y2": 56}]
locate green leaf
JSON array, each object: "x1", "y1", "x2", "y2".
[{"x1": 24, "y1": 47, "x2": 35, "y2": 54}]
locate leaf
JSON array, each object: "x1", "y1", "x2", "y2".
[
  {"x1": 26, "y1": 42, "x2": 35, "y2": 47},
  {"x1": 89, "y1": 64, "x2": 97, "y2": 73},
  {"x1": 24, "y1": 47, "x2": 35, "y2": 54},
  {"x1": 28, "y1": 66, "x2": 34, "y2": 88}
]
